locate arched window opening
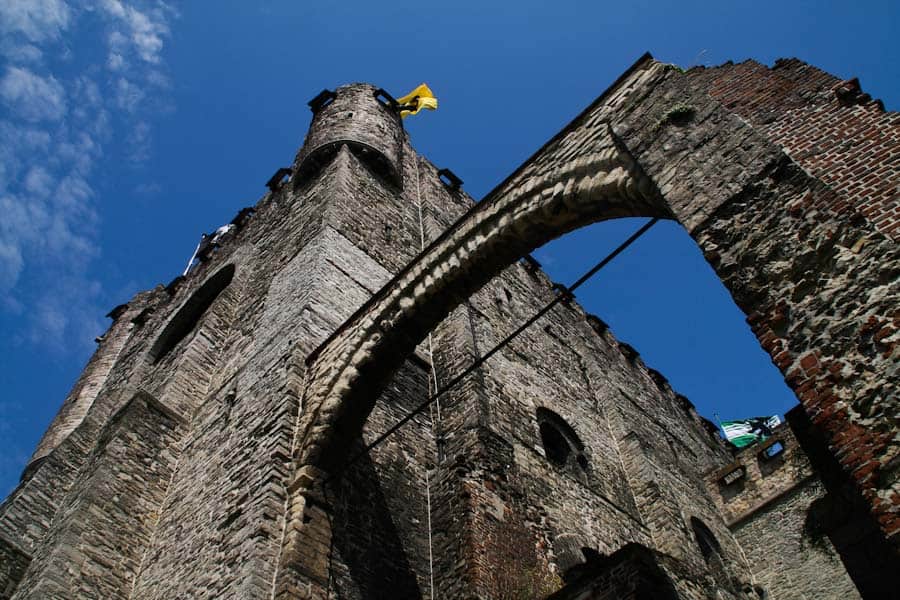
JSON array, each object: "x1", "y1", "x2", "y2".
[
  {"x1": 540, "y1": 421, "x2": 571, "y2": 465},
  {"x1": 691, "y1": 517, "x2": 720, "y2": 560},
  {"x1": 537, "y1": 407, "x2": 588, "y2": 474},
  {"x1": 149, "y1": 264, "x2": 235, "y2": 364},
  {"x1": 690, "y1": 517, "x2": 731, "y2": 590}
]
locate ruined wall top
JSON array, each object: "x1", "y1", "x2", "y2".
[{"x1": 688, "y1": 59, "x2": 900, "y2": 241}]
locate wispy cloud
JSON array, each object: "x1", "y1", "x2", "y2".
[
  {"x1": 97, "y1": 0, "x2": 171, "y2": 65},
  {"x1": 0, "y1": 1, "x2": 175, "y2": 350},
  {"x1": 133, "y1": 181, "x2": 161, "y2": 196},
  {"x1": 0, "y1": 0, "x2": 71, "y2": 44},
  {"x1": 0, "y1": 66, "x2": 66, "y2": 121},
  {"x1": 114, "y1": 75, "x2": 145, "y2": 112}
]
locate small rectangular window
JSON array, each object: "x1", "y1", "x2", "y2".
[{"x1": 760, "y1": 441, "x2": 785, "y2": 460}]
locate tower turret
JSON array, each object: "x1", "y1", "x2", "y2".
[{"x1": 293, "y1": 83, "x2": 405, "y2": 187}]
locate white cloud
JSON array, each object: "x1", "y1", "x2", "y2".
[
  {"x1": 1, "y1": 42, "x2": 43, "y2": 64},
  {"x1": 0, "y1": 122, "x2": 52, "y2": 190},
  {"x1": 23, "y1": 165, "x2": 53, "y2": 195},
  {"x1": 98, "y1": 0, "x2": 169, "y2": 67},
  {"x1": 0, "y1": 0, "x2": 71, "y2": 42},
  {"x1": 126, "y1": 119, "x2": 151, "y2": 161},
  {"x1": 106, "y1": 29, "x2": 128, "y2": 68},
  {"x1": 55, "y1": 172, "x2": 95, "y2": 210},
  {"x1": 0, "y1": 66, "x2": 66, "y2": 121},
  {"x1": 0, "y1": 193, "x2": 35, "y2": 291},
  {"x1": 0, "y1": 0, "x2": 176, "y2": 350},
  {"x1": 74, "y1": 77, "x2": 102, "y2": 108},
  {"x1": 107, "y1": 51, "x2": 124, "y2": 70},
  {"x1": 0, "y1": 234, "x2": 24, "y2": 287},
  {"x1": 114, "y1": 76, "x2": 144, "y2": 112},
  {"x1": 127, "y1": 8, "x2": 164, "y2": 63},
  {"x1": 133, "y1": 181, "x2": 160, "y2": 196},
  {"x1": 33, "y1": 299, "x2": 67, "y2": 342},
  {"x1": 145, "y1": 68, "x2": 169, "y2": 89}
]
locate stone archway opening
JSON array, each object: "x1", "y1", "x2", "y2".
[
  {"x1": 274, "y1": 60, "x2": 898, "y2": 597},
  {"x1": 532, "y1": 218, "x2": 799, "y2": 432}
]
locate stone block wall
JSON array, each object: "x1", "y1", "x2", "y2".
[
  {"x1": 11, "y1": 392, "x2": 186, "y2": 599},
  {"x1": 422, "y1": 246, "x2": 762, "y2": 597},
  {"x1": 707, "y1": 424, "x2": 813, "y2": 525},
  {"x1": 2, "y1": 62, "x2": 892, "y2": 599},
  {"x1": 127, "y1": 132, "x2": 451, "y2": 597},
  {"x1": 0, "y1": 535, "x2": 29, "y2": 600},
  {"x1": 732, "y1": 478, "x2": 859, "y2": 600},
  {"x1": 705, "y1": 422, "x2": 860, "y2": 599}
]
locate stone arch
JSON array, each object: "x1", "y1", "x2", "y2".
[
  {"x1": 276, "y1": 59, "x2": 898, "y2": 593},
  {"x1": 275, "y1": 101, "x2": 672, "y2": 592},
  {"x1": 290, "y1": 63, "x2": 895, "y2": 492},
  {"x1": 292, "y1": 122, "x2": 668, "y2": 475}
]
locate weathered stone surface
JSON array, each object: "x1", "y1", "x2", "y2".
[
  {"x1": 2, "y1": 58, "x2": 893, "y2": 599},
  {"x1": 0, "y1": 534, "x2": 29, "y2": 600},
  {"x1": 706, "y1": 421, "x2": 861, "y2": 599},
  {"x1": 693, "y1": 162, "x2": 899, "y2": 525},
  {"x1": 12, "y1": 392, "x2": 186, "y2": 599}
]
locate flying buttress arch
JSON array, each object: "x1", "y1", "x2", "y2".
[
  {"x1": 273, "y1": 59, "x2": 898, "y2": 596},
  {"x1": 292, "y1": 122, "x2": 670, "y2": 479}
]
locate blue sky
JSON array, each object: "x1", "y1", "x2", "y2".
[{"x1": 0, "y1": 1, "x2": 897, "y2": 497}]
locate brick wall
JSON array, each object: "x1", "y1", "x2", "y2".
[{"x1": 691, "y1": 59, "x2": 900, "y2": 241}]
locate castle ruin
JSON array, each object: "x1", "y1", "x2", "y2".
[{"x1": 1, "y1": 54, "x2": 898, "y2": 599}]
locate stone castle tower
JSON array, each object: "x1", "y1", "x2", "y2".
[{"x1": 1, "y1": 55, "x2": 897, "y2": 599}]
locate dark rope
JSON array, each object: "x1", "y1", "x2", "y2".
[{"x1": 329, "y1": 217, "x2": 659, "y2": 480}]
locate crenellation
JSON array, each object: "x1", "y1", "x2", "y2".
[{"x1": 2, "y1": 58, "x2": 895, "y2": 599}]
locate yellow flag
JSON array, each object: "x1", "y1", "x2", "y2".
[{"x1": 397, "y1": 83, "x2": 438, "y2": 118}]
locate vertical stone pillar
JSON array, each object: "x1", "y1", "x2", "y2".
[{"x1": 274, "y1": 468, "x2": 333, "y2": 599}]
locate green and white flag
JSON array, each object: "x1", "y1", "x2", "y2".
[{"x1": 721, "y1": 415, "x2": 781, "y2": 448}]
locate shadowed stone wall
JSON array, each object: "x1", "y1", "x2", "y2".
[
  {"x1": 0, "y1": 535, "x2": 29, "y2": 600},
  {"x1": 2, "y1": 56, "x2": 892, "y2": 599},
  {"x1": 706, "y1": 421, "x2": 862, "y2": 600}
]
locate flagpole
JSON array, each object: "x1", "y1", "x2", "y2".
[
  {"x1": 183, "y1": 238, "x2": 202, "y2": 276},
  {"x1": 714, "y1": 412, "x2": 724, "y2": 436}
]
